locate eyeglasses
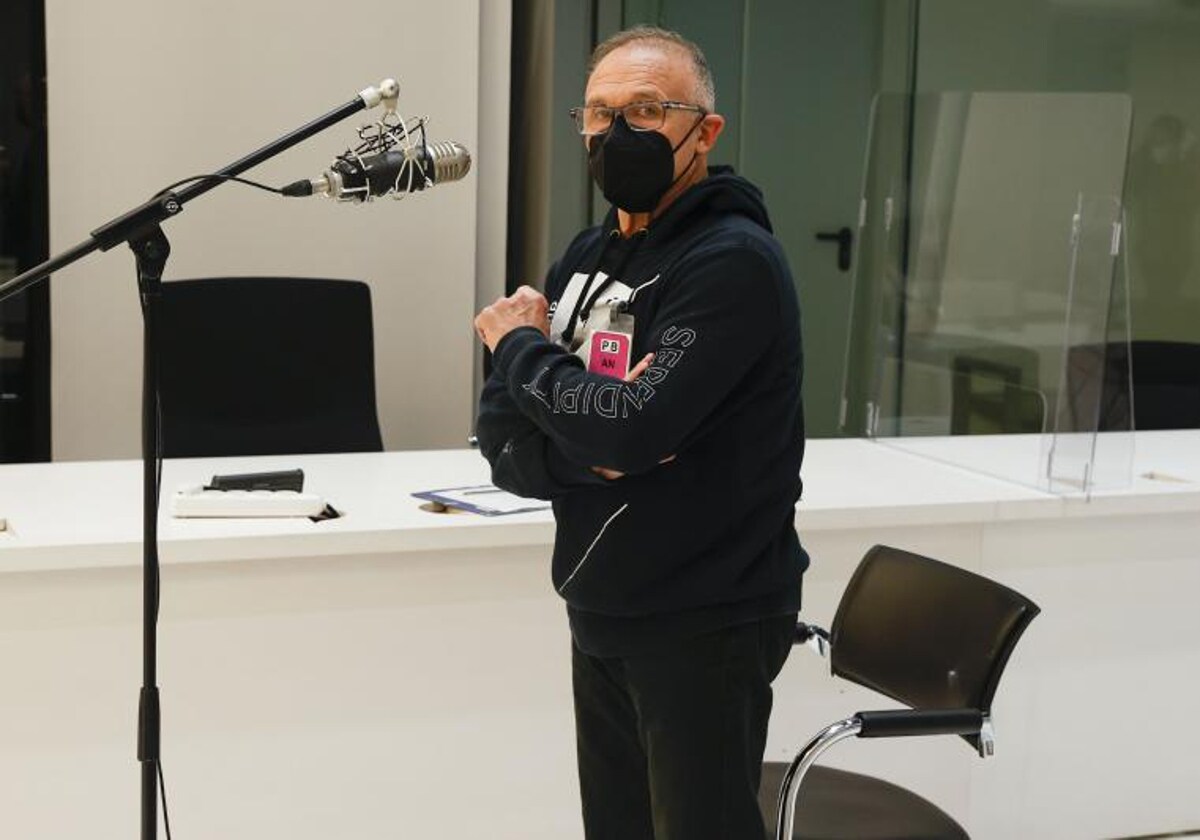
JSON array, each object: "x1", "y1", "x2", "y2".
[{"x1": 568, "y1": 100, "x2": 707, "y2": 136}]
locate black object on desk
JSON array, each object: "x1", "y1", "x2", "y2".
[{"x1": 205, "y1": 469, "x2": 305, "y2": 492}]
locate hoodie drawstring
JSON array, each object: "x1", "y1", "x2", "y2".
[{"x1": 562, "y1": 227, "x2": 650, "y2": 347}]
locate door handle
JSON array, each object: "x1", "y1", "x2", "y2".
[{"x1": 815, "y1": 227, "x2": 853, "y2": 272}]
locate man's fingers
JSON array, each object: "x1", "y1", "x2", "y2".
[
  {"x1": 508, "y1": 286, "x2": 550, "y2": 336},
  {"x1": 625, "y1": 353, "x2": 655, "y2": 382},
  {"x1": 591, "y1": 466, "x2": 624, "y2": 480},
  {"x1": 512, "y1": 286, "x2": 548, "y2": 311},
  {"x1": 513, "y1": 284, "x2": 543, "y2": 300}
]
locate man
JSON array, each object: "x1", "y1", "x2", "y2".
[{"x1": 474, "y1": 26, "x2": 807, "y2": 840}]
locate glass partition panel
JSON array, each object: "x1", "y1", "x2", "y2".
[
  {"x1": 843, "y1": 92, "x2": 1133, "y2": 493},
  {"x1": 1040, "y1": 195, "x2": 1135, "y2": 493},
  {"x1": 839, "y1": 92, "x2": 909, "y2": 438}
]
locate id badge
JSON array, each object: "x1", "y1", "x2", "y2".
[
  {"x1": 588, "y1": 331, "x2": 632, "y2": 378},
  {"x1": 584, "y1": 305, "x2": 635, "y2": 379}
]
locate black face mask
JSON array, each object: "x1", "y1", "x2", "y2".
[{"x1": 587, "y1": 115, "x2": 701, "y2": 213}]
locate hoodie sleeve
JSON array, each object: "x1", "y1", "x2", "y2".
[
  {"x1": 476, "y1": 357, "x2": 610, "y2": 500},
  {"x1": 491, "y1": 242, "x2": 782, "y2": 474},
  {"x1": 473, "y1": 255, "x2": 609, "y2": 499}
]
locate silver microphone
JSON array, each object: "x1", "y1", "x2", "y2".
[{"x1": 282, "y1": 141, "x2": 471, "y2": 201}]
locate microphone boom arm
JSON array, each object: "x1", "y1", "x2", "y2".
[{"x1": 0, "y1": 77, "x2": 401, "y2": 302}]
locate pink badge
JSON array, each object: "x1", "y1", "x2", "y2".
[{"x1": 588, "y1": 330, "x2": 632, "y2": 379}]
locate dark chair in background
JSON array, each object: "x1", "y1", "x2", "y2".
[
  {"x1": 950, "y1": 354, "x2": 1046, "y2": 435},
  {"x1": 1067, "y1": 340, "x2": 1200, "y2": 432},
  {"x1": 1126, "y1": 340, "x2": 1200, "y2": 429},
  {"x1": 760, "y1": 545, "x2": 1040, "y2": 839},
  {"x1": 158, "y1": 277, "x2": 383, "y2": 457}
]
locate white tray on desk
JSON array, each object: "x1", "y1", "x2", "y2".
[{"x1": 171, "y1": 486, "x2": 326, "y2": 518}]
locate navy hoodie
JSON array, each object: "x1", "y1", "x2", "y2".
[{"x1": 476, "y1": 167, "x2": 808, "y2": 655}]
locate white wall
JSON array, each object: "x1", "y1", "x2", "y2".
[
  {"x1": 474, "y1": 0, "x2": 513, "y2": 405},
  {"x1": 46, "y1": 0, "x2": 508, "y2": 459}
]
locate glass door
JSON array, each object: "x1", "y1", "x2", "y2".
[{"x1": 618, "y1": 0, "x2": 916, "y2": 438}]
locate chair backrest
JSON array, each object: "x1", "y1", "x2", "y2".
[
  {"x1": 830, "y1": 546, "x2": 1039, "y2": 730},
  {"x1": 1125, "y1": 340, "x2": 1200, "y2": 430},
  {"x1": 1068, "y1": 340, "x2": 1200, "y2": 432},
  {"x1": 158, "y1": 277, "x2": 384, "y2": 457}
]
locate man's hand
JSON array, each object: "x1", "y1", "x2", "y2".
[
  {"x1": 475, "y1": 285, "x2": 550, "y2": 352},
  {"x1": 591, "y1": 353, "x2": 675, "y2": 480},
  {"x1": 625, "y1": 351, "x2": 655, "y2": 383}
]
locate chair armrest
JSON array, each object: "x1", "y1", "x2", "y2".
[
  {"x1": 855, "y1": 708, "x2": 983, "y2": 738},
  {"x1": 773, "y1": 708, "x2": 994, "y2": 839},
  {"x1": 794, "y1": 622, "x2": 830, "y2": 658}
]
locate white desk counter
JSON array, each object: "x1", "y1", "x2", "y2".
[
  {"x1": 4, "y1": 431, "x2": 1196, "y2": 571},
  {"x1": 1, "y1": 433, "x2": 1197, "y2": 838}
]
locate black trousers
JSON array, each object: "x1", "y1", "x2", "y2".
[{"x1": 572, "y1": 614, "x2": 796, "y2": 840}]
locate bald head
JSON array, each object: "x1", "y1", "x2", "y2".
[{"x1": 588, "y1": 26, "x2": 715, "y2": 111}]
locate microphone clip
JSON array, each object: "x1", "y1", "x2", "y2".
[{"x1": 358, "y1": 78, "x2": 400, "y2": 113}]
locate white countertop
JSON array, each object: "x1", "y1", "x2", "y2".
[{"x1": 1, "y1": 432, "x2": 1197, "y2": 575}]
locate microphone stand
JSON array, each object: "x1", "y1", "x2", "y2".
[{"x1": 0, "y1": 77, "x2": 399, "y2": 840}]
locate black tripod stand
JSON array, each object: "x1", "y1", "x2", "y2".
[{"x1": 0, "y1": 77, "x2": 400, "y2": 840}]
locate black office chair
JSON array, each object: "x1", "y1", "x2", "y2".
[
  {"x1": 760, "y1": 545, "x2": 1040, "y2": 839},
  {"x1": 158, "y1": 277, "x2": 384, "y2": 457},
  {"x1": 950, "y1": 355, "x2": 1046, "y2": 435},
  {"x1": 1067, "y1": 340, "x2": 1200, "y2": 432}
]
